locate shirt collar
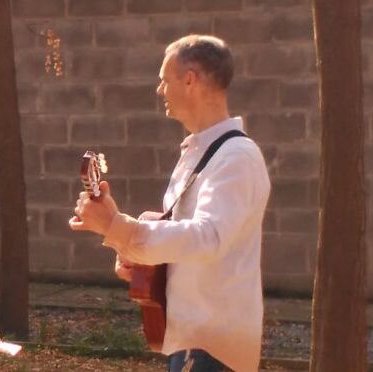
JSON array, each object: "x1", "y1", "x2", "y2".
[{"x1": 180, "y1": 116, "x2": 244, "y2": 151}]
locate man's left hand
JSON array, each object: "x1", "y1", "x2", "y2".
[{"x1": 69, "y1": 181, "x2": 118, "y2": 236}]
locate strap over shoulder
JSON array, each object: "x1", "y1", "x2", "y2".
[{"x1": 161, "y1": 130, "x2": 248, "y2": 220}]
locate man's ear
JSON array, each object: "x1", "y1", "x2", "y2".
[{"x1": 185, "y1": 69, "x2": 198, "y2": 86}]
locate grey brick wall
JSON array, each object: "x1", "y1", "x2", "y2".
[{"x1": 9, "y1": 0, "x2": 373, "y2": 296}]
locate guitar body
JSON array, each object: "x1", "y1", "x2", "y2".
[{"x1": 129, "y1": 264, "x2": 167, "y2": 352}]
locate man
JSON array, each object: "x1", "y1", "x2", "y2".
[{"x1": 70, "y1": 35, "x2": 270, "y2": 372}]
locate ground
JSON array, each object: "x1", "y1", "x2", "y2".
[
  {"x1": 0, "y1": 283, "x2": 332, "y2": 371},
  {"x1": 1, "y1": 349, "x2": 166, "y2": 371},
  {"x1": 0, "y1": 306, "x2": 310, "y2": 371}
]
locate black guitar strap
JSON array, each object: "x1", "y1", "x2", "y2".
[{"x1": 160, "y1": 129, "x2": 248, "y2": 221}]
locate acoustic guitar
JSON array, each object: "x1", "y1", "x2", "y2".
[{"x1": 80, "y1": 151, "x2": 166, "y2": 352}]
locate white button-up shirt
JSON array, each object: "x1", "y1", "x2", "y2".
[{"x1": 103, "y1": 117, "x2": 270, "y2": 372}]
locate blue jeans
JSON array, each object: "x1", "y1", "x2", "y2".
[{"x1": 168, "y1": 349, "x2": 230, "y2": 372}]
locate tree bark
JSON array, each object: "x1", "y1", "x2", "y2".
[
  {"x1": 0, "y1": 0, "x2": 29, "y2": 338},
  {"x1": 310, "y1": 0, "x2": 366, "y2": 371}
]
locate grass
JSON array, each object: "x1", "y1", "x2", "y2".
[
  {"x1": 4, "y1": 292, "x2": 147, "y2": 358},
  {"x1": 0, "y1": 300, "x2": 166, "y2": 371}
]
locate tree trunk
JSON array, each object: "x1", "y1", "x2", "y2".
[
  {"x1": 310, "y1": 0, "x2": 366, "y2": 371},
  {"x1": 0, "y1": 0, "x2": 29, "y2": 338}
]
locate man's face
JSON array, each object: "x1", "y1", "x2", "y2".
[{"x1": 156, "y1": 53, "x2": 190, "y2": 122}]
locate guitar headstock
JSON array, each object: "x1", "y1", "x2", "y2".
[{"x1": 80, "y1": 151, "x2": 108, "y2": 198}]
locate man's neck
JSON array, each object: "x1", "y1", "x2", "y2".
[{"x1": 184, "y1": 98, "x2": 230, "y2": 134}]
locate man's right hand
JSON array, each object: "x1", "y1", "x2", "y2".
[{"x1": 115, "y1": 255, "x2": 133, "y2": 282}]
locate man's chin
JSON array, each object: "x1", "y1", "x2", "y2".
[{"x1": 164, "y1": 109, "x2": 181, "y2": 123}]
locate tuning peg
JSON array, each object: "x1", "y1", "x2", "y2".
[{"x1": 98, "y1": 153, "x2": 108, "y2": 173}]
